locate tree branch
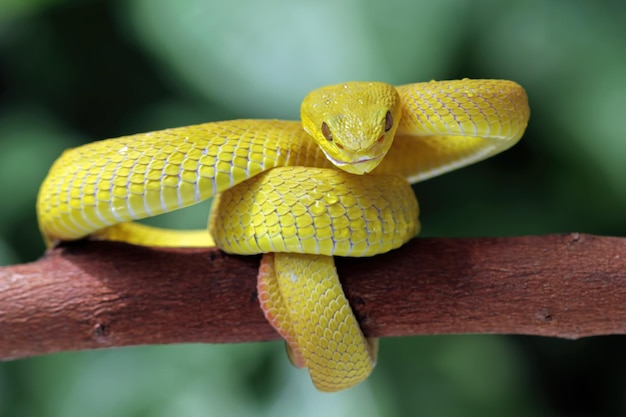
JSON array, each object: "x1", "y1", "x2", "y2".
[{"x1": 1, "y1": 233, "x2": 625, "y2": 361}]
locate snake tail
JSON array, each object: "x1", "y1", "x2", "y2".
[{"x1": 258, "y1": 252, "x2": 377, "y2": 392}]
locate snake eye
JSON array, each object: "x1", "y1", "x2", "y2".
[
  {"x1": 384, "y1": 111, "x2": 394, "y2": 132},
  {"x1": 321, "y1": 122, "x2": 333, "y2": 141}
]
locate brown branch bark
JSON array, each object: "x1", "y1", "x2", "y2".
[{"x1": 1, "y1": 233, "x2": 625, "y2": 361}]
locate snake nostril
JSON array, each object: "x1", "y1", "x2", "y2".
[
  {"x1": 336, "y1": 143, "x2": 344, "y2": 150},
  {"x1": 377, "y1": 135, "x2": 385, "y2": 144}
]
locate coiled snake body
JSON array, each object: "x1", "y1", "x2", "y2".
[{"x1": 37, "y1": 79, "x2": 529, "y2": 392}]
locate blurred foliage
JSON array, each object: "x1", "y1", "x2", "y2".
[{"x1": 1, "y1": 0, "x2": 626, "y2": 415}]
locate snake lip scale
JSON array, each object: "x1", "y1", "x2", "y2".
[{"x1": 37, "y1": 79, "x2": 530, "y2": 392}]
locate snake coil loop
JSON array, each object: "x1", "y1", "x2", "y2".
[{"x1": 37, "y1": 79, "x2": 529, "y2": 391}]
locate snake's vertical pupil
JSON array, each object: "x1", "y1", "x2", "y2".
[
  {"x1": 384, "y1": 111, "x2": 394, "y2": 132},
  {"x1": 321, "y1": 122, "x2": 333, "y2": 141}
]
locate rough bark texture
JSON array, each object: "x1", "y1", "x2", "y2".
[{"x1": 1, "y1": 233, "x2": 625, "y2": 361}]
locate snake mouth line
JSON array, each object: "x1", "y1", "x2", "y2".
[{"x1": 321, "y1": 148, "x2": 384, "y2": 167}]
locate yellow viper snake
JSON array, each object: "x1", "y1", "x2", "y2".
[{"x1": 37, "y1": 79, "x2": 530, "y2": 392}]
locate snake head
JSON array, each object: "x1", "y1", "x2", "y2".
[{"x1": 301, "y1": 81, "x2": 402, "y2": 175}]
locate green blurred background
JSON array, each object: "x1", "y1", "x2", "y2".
[{"x1": 1, "y1": 0, "x2": 626, "y2": 415}]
